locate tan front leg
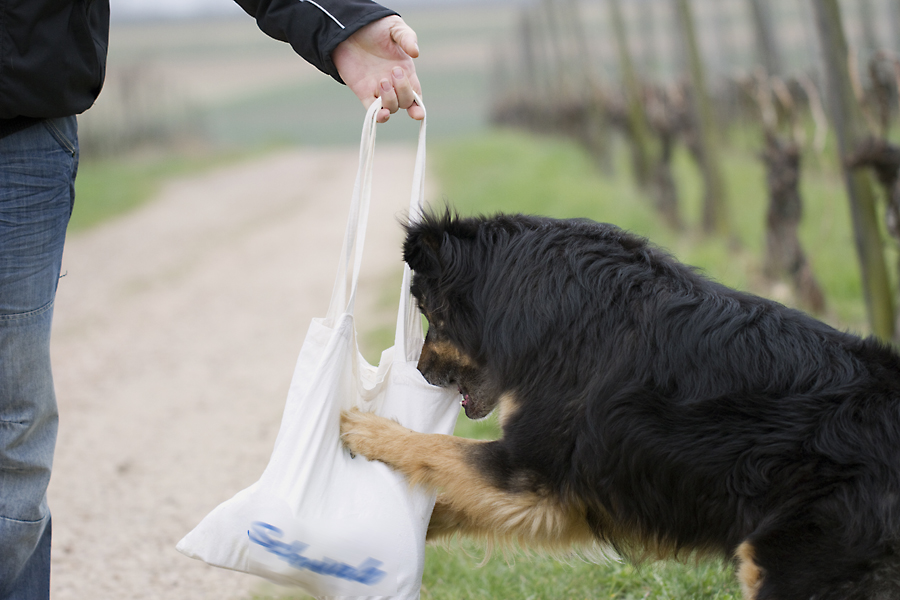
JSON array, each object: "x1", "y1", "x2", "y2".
[
  {"x1": 735, "y1": 541, "x2": 764, "y2": 600},
  {"x1": 340, "y1": 409, "x2": 596, "y2": 552}
]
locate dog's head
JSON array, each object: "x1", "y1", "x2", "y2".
[
  {"x1": 403, "y1": 210, "x2": 673, "y2": 420},
  {"x1": 403, "y1": 210, "x2": 501, "y2": 419}
]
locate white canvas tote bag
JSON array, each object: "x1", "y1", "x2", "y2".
[{"x1": 176, "y1": 96, "x2": 460, "y2": 599}]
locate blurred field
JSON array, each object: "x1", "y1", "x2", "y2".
[
  {"x1": 75, "y1": 3, "x2": 521, "y2": 232},
  {"x1": 80, "y1": 4, "x2": 518, "y2": 155}
]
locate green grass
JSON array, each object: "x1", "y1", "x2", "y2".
[{"x1": 421, "y1": 553, "x2": 740, "y2": 600}]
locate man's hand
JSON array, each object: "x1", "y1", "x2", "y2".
[{"x1": 332, "y1": 15, "x2": 424, "y2": 123}]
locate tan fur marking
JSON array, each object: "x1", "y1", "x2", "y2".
[
  {"x1": 421, "y1": 339, "x2": 477, "y2": 368},
  {"x1": 735, "y1": 541, "x2": 764, "y2": 600},
  {"x1": 340, "y1": 409, "x2": 597, "y2": 553},
  {"x1": 497, "y1": 392, "x2": 519, "y2": 429}
]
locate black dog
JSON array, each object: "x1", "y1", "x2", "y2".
[{"x1": 341, "y1": 212, "x2": 900, "y2": 599}]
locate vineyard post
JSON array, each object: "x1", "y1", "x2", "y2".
[
  {"x1": 609, "y1": 0, "x2": 654, "y2": 187},
  {"x1": 812, "y1": 0, "x2": 895, "y2": 340},
  {"x1": 674, "y1": 0, "x2": 730, "y2": 236},
  {"x1": 748, "y1": 0, "x2": 782, "y2": 76}
]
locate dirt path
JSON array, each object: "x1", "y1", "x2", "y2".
[{"x1": 48, "y1": 144, "x2": 425, "y2": 599}]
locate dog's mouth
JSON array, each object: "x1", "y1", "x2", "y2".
[
  {"x1": 458, "y1": 385, "x2": 470, "y2": 410},
  {"x1": 416, "y1": 352, "x2": 492, "y2": 419},
  {"x1": 457, "y1": 383, "x2": 490, "y2": 420}
]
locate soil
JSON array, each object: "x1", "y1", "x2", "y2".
[{"x1": 48, "y1": 144, "x2": 424, "y2": 599}]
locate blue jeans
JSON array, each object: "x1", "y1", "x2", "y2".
[{"x1": 0, "y1": 117, "x2": 78, "y2": 599}]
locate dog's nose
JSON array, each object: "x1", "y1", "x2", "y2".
[
  {"x1": 416, "y1": 356, "x2": 436, "y2": 383},
  {"x1": 416, "y1": 348, "x2": 447, "y2": 387}
]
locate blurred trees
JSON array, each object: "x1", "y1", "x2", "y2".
[{"x1": 491, "y1": 0, "x2": 900, "y2": 341}]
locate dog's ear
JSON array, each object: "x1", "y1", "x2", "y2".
[
  {"x1": 403, "y1": 225, "x2": 443, "y2": 278},
  {"x1": 404, "y1": 209, "x2": 482, "y2": 277}
]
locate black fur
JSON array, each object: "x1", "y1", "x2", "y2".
[{"x1": 403, "y1": 211, "x2": 900, "y2": 600}]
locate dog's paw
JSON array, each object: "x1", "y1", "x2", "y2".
[{"x1": 340, "y1": 408, "x2": 407, "y2": 463}]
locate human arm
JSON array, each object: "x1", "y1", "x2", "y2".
[{"x1": 234, "y1": 0, "x2": 422, "y2": 123}]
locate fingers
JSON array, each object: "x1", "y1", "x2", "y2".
[
  {"x1": 375, "y1": 67, "x2": 424, "y2": 122},
  {"x1": 391, "y1": 67, "x2": 420, "y2": 119},
  {"x1": 378, "y1": 78, "x2": 398, "y2": 122},
  {"x1": 388, "y1": 21, "x2": 424, "y2": 121}
]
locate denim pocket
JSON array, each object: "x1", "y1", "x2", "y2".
[
  {"x1": 42, "y1": 117, "x2": 78, "y2": 157},
  {"x1": 0, "y1": 299, "x2": 55, "y2": 323}
]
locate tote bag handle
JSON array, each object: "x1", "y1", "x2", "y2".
[
  {"x1": 327, "y1": 94, "x2": 428, "y2": 363},
  {"x1": 394, "y1": 104, "x2": 428, "y2": 362}
]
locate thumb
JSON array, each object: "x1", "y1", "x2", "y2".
[{"x1": 390, "y1": 20, "x2": 420, "y2": 59}]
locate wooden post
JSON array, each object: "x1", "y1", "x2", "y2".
[
  {"x1": 674, "y1": 0, "x2": 730, "y2": 236},
  {"x1": 609, "y1": 0, "x2": 654, "y2": 187},
  {"x1": 857, "y1": 0, "x2": 881, "y2": 58},
  {"x1": 748, "y1": 0, "x2": 782, "y2": 76},
  {"x1": 560, "y1": 0, "x2": 613, "y2": 170},
  {"x1": 889, "y1": 0, "x2": 900, "y2": 55},
  {"x1": 812, "y1": 0, "x2": 895, "y2": 340}
]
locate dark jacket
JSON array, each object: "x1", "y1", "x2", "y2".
[
  {"x1": 235, "y1": 0, "x2": 397, "y2": 83},
  {"x1": 0, "y1": 0, "x2": 394, "y2": 135},
  {"x1": 0, "y1": 0, "x2": 109, "y2": 128}
]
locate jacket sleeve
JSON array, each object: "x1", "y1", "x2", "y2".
[{"x1": 233, "y1": 0, "x2": 398, "y2": 83}]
